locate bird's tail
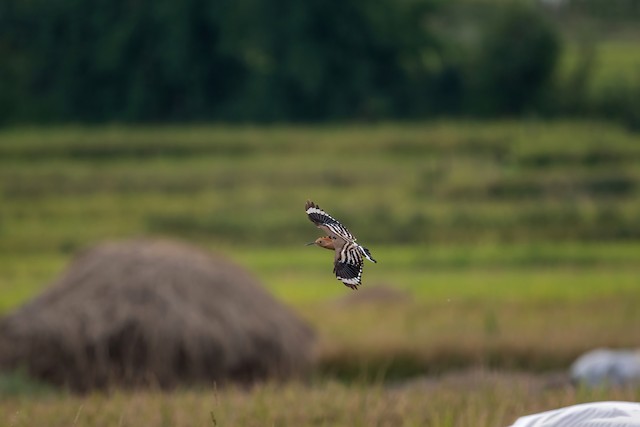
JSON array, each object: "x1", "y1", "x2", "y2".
[{"x1": 359, "y1": 245, "x2": 377, "y2": 263}]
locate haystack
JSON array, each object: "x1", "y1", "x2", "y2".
[{"x1": 0, "y1": 240, "x2": 315, "y2": 391}]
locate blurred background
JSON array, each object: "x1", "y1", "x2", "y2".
[
  {"x1": 1, "y1": 0, "x2": 640, "y2": 124},
  {"x1": 1, "y1": 0, "x2": 640, "y2": 425}
]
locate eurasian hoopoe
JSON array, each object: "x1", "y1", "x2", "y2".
[{"x1": 305, "y1": 200, "x2": 377, "y2": 290}]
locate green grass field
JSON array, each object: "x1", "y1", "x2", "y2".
[{"x1": 1, "y1": 121, "x2": 639, "y2": 425}]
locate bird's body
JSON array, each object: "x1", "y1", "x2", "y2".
[{"x1": 305, "y1": 200, "x2": 376, "y2": 289}]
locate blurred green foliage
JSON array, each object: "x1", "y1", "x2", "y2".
[
  {"x1": 2, "y1": 0, "x2": 639, "y2": 124},
  {"x1": 0, "y1": 0, "x2": 245, "y2": 122},
  {"x1": 0, "y1": 0, "x2": 573, "y2": 123},
  {"x1": 466, "y1": 3, "x2": 560, "y2": 115}
]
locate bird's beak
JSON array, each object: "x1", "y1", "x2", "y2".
[{"x1": 305, "y1": 241, "x2": 316, "y2": 246}]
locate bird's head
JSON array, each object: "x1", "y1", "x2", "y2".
[{"x1": 305, "y1": 236, "x2": 335, "y2": 250}]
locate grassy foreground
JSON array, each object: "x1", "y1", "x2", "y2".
[{"x1": 2, "y1": 376, "x2": 640, "y2": 427}]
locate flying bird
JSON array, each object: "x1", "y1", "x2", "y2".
[{"x1": 305, "y1": 200, "x2": 376, "y2": 290}]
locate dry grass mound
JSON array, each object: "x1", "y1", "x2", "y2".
[{"x1": 0, "y1": 240, "x2": 315, "y2": 391}]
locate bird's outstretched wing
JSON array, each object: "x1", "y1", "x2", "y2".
[
  {"x1": 305, "y1": 200, "x2": 355, "y2": 243},
  {"x1": 333, "y1": 241, "x2": 364, "y2": 289}
]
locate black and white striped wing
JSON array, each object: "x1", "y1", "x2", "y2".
[
  {"x1": 305, "y1": 200, "x2": 355, "y2": 242},
  {"x1": 333, "y1": 241, "x2": 364, "y2": 289}
]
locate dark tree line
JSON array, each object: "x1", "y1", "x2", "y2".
[{"x1": 0, "y1": 0, "x2": 565, "y2": 124}]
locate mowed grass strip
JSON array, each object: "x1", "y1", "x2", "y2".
[{"x1": 2, "y1": 242, "x2": 639, "y2": 309}]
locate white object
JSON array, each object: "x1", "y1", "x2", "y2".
[
  {"x1": 571, "y1": 349, "x2": 640, "y2": 387},
  {"x1": 508, "y1": 401, "x2": 640, "y2": 427}
]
